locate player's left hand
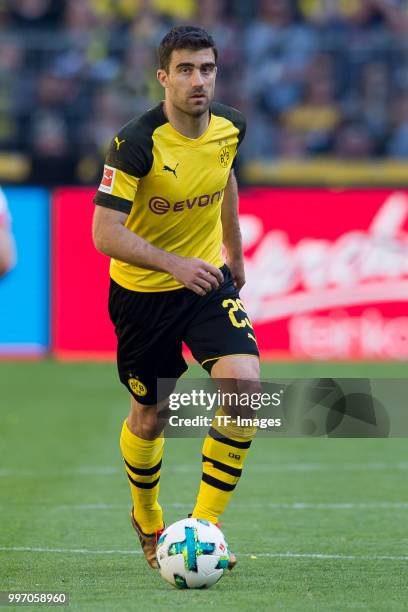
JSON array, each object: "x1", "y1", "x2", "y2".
[{"x1": 227, "y1": 258, "x2": 246, "y2": 291}]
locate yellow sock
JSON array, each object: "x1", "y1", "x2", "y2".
[
  {"x1": 119, "y1": 420, "x2": 164, "y2": 534},
  {"x1": 192, "y1": 408, "x2": 256, "y2": 524}
]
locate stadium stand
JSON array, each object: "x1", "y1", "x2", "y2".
[{"x1": 2, "y1": 0, "x2": 408, "y2": 184}]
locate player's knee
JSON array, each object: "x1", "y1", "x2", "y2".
[
  {"x1": 235, "y1": 378, "x2": 263, "y2": 419},
  {"x1": 139, "y1": 420, "x2": 162, "y2": 440},
  {"x1": 211, "y1": 354, "x2": 260, "y2": 381},
  {"x1": 128, "y1": 402, "x2": 165, "y2": 440},
  {"x1": 236, "y1": 377, "x2": 262, "y2": 397},
  {"x1": 217, "y1": 381, "x2": 263, "y2": 420},
  {"x1": 211, "y1": 355, "x2": 261, "y2": 417}
]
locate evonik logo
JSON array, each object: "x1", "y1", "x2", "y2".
[{"x1": 149, "y1": 189, "x2": 224, "y2": 215}]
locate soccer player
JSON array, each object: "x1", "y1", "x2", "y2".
[
  {"x1": 92, "y1": 25, "x2": 260, "y2": 570},
  {"x1": 0, "y1": 188, "x2": 15, "y2": 277}
]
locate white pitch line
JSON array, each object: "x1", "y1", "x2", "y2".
[
  {"x1": 0, "y1": 547, "x2": 407, "y2": 562},
  {"x1": 0, "y1": 547, "x2": 141, "y2": 555},
  {"x1": 250, "y1": 553, "x2": 408, "y2": 561},
  {"x1": 1, "y1": 463, "x2": 408, "y2": 477}
]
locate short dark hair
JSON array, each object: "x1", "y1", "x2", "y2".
[{"x1": 158, "y1": 26, "x2": 218, "y2": 72}]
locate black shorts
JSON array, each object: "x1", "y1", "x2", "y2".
[{"x1": 108, "y1": 265, "x2": 259, "y2": 405}]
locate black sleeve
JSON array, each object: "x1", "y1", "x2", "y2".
[
  {"x1": 232, "y1": 115, "x2": 246, "y2": 169},
  {"x1": 103, "y1": 127, "x2": 152, "y2": 178},
  {"x1": 93, "y1": 105, "x2": 167, "y2": 212}
]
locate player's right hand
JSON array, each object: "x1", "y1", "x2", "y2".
[{"x1": 168, "y1": 256, "x2": 224, "y2": 295}]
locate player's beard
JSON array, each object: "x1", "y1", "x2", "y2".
[{"x1": 174, "y1": 93, "x2": 212, "y2": 118}]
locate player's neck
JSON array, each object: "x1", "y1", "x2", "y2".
[{"x1": 163, "y1": 101, "x2": 210, "y2": 139}]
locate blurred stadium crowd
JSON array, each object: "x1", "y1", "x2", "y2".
[{"x1": 2, "y1": 0, "x2": 408, "y2": 184}]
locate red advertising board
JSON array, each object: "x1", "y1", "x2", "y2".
[
  {"x1": 52, "y1": 188, "x2": 116, "y2": 358},
  {"x1": 239, "y1": 188, "x2": 408, "y2": 359},
  {"x1": 52, "y1": 187, "x2": 408, "y2": 360}
]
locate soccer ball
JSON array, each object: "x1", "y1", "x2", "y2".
[{"x1": 156, "y1": 517, "x2": 230, "y2": 589}]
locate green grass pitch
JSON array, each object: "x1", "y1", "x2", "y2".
[{"x1": 1, "y1": 360, "x2": 407, "y2": 611}]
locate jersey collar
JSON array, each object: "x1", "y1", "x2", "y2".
[{"x1": 159, "y1": 101, "x2": 214, "y2": 146}]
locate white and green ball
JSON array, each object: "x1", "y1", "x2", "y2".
[{"x1": 156, "y1": 517, "x2": 230, "y2": 589}]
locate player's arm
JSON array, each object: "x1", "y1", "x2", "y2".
[
  {"x1": 221, "y1": 169, "x2": 245, "y2": 290},
  {"x1": 0, "y1": 214, "x2": 15, "y2": 278},
  {"x1": 92, "y1": 206, "x2": 223, "y2": 295},
  {"x1": 0, "y1": 198, "x2": 16, "y2": 279},
  {"x1": 0, "y1": 226, "x2": 15, "y2": 277}
]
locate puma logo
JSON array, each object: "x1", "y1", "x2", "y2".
[
  {"x1": 115, "y1": 137, "x2": 125, "y2": 150},
  {"x1": 163, "y1": 163, "x2": 179, "y2": 178}
]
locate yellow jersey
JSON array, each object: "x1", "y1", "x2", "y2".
[{"x1": 93, "y1": 101, "x2": 246, "y2": 292}]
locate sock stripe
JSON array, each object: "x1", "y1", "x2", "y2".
[
  {"x1": 208, "y1": 427, "x2": 252, "y2": 449},
  {"x1": 202, "y1": 454, "x2": 242, "y2": 477},
  {"x1": 124, "y1": 458, "x2": 162, "y2": 476},
  {"x1": 201, "y1": 472, "x2": 236, "y2": 492},
  {"x1": 126, "y1": 472, "x2": 160, "y2": 489}
]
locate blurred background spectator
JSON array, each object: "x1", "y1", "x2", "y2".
[{"x1": 3, "y1": 0, "x2": 408, "y2": 183}]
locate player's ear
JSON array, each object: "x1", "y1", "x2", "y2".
[{"x1": 157, "y1": 69, "x2": 168, "y2": 88}]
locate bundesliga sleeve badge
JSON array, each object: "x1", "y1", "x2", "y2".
[{"x1": 98, "y1": 165, "x2": 116, "y2": 194}]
